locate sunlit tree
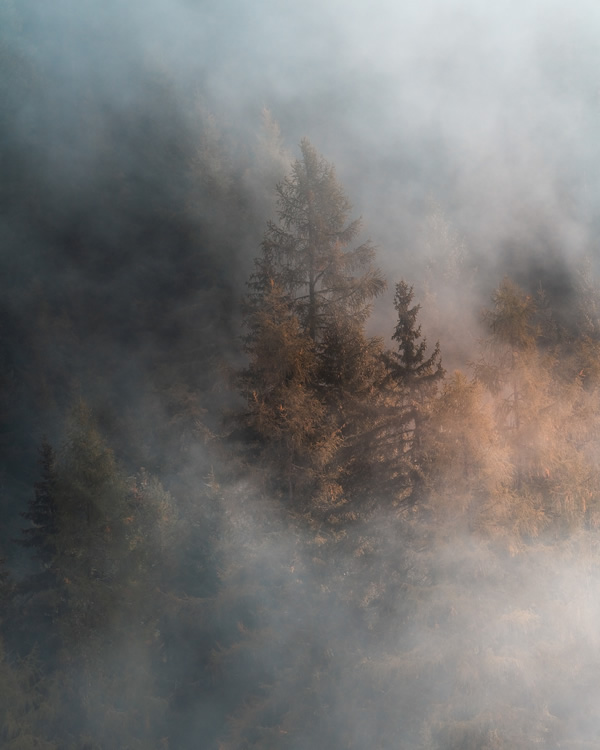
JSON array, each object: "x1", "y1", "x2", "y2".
[
  {"x1": 473, "y1": 277, "x2": 537, "y2": 430},
  {"x1": 389, "y1": 279, "x2": 444, "y2": 395},
  {"x1": 240, "y1": 279, "x2": 339, "y2": 502},
  {"x1": 240, "y1": 140, "x2": 385, "y2": 508}
]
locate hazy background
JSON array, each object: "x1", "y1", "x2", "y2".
[
  {"x1": 3, "y1": 2, "x2": 600, "y2": 746},
  {"x1": 5, "y1": 0, "x2": 600, "y2": 272},
  {"x1": 3, "y1": 0, "x2": 600, "y2": 573},
  {"x1": 4, "y1": 0, "x2": 599, "y2": 380}
]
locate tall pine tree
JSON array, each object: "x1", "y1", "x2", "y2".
[
  {"x1": 389, "y1": 280, "x2": 444, "y2": 396},
  {"x1": 17, "y1": 438, "x2": 58, "y2": 568},
  {"x1": 383, "y1": 280, "x2": 444, "y2": 504},
  {"x1": 240, "y1": 140, "x2": 386, "y2": 508},
  {"x1": 254, "y1": 138, "x2": 385, "y2": 347}
]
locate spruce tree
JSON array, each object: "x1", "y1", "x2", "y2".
[
  {"x1": 17, "y1": 438, "x2": 58, "y2": 568},
  {"x1": 10, "y1": 440, "x2": 62, "y2": 661},
  {"x1": 0, "y1": 554, "x2": 11, "y2": 611},
  {"x1": 389, "y1": 280, "x2": 444, "y2": 395},
  {"x1": 383, "y1": 280, "x2": 444, "y2": 503}
]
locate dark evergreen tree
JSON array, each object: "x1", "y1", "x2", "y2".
[
  {"x1": 389, "y1": 280, "x2": 444, "y2": 396},
  {"x1": 6, "y1": 440, "x2": 63, "y2": 663},
  {"x1": 17, "y1": 439, "x2": 58, "y2": 567},
  {"x1": 381, "y1": 280, "x2": 444, "y2": 503},
  {"x1": 0, "y1": 554, "x2": 11, "y2": 610}
]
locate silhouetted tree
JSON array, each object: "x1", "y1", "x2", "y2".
[
  {"x1": 383, "y1": 280, "x2": 444, "y2": 503},
  {"x1": 255, "y1": 138, "x2": 385, "y2": 346},
  {"x1": 389, "y1": 280, "x2": 444, "y2": 395},
  {"x1": 17, "y1": 439, "x2": 58, "y2": 567}
]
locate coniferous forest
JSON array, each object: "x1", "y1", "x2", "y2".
[{"x1": 4, "y1": 1, "x2": 600, "y2": 748}]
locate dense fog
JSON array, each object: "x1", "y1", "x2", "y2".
[{"x1": 2, "y1": 1, "x2": 600, "y2": 747}]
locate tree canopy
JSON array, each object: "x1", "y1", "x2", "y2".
[{"x1": 5, "y1": 117, "x2": 600, "y2": 750}]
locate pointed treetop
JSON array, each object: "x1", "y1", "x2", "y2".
[{"x1": 391, "y1": 280, "x2": 444, "y2": 389}]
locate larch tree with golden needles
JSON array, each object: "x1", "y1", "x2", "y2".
[
  {"x1": 259, "y1": 138, "x2": 385, "y2": 346},
  {"x1": 473, "y1": 277, "x2": 537, "y2": 433},
  {"x1": 472, "y1": 277, "x2": 600, "y2": 539},
  {"x1": 240, "y1": 140, "x2": 386, "y2": 507}
]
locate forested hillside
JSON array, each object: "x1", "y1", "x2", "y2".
[{"x1": 4, "y1": 1, "x2": 600, "y2": 748}]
